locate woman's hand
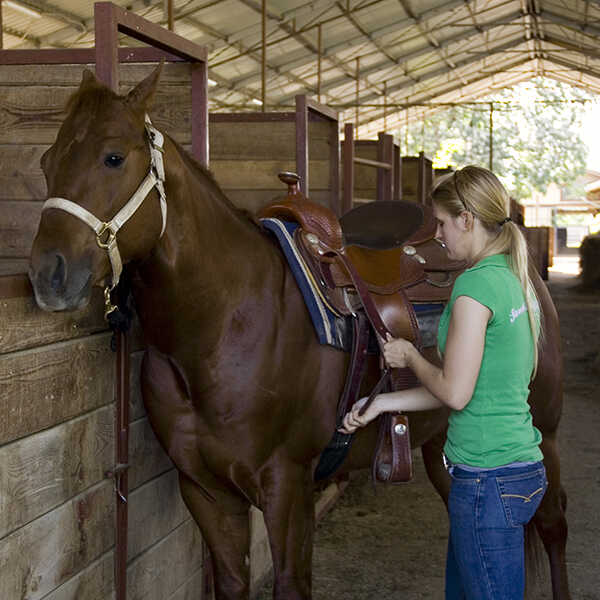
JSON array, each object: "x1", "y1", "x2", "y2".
[
  {"x1": 382, "y1": 333, "x2": 415, "y2": 369},
  {"x1": 338, "y1": 396, "x2": 381, "y2": 434}
]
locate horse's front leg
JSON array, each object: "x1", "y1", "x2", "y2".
[
  {"x1": 179, "y1": 472, "x2": 251, "y2": 600},
  {"x1": 261, "y1": 461, "x2": 314, "y2": 600},
  {"x1": 535, "y1": 433, "x2": 571, "y2": 600}
]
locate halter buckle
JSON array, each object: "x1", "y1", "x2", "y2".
[{"x1": 97, "y1": 222, "x2": 116, "y2": 249}]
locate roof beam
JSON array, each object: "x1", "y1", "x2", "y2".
[
  {"x1": 272, "y1": 11, "x2": 525, "y2": 105},
  {"x1": 232, "y1": 0, "x2": 386, "y2": 106},
  {"x1": 306, "y1": 35, "x2": 531, "y2": 110},
  {"x1": 356, "y1": 56, "x2": 533, "y2": 132}
]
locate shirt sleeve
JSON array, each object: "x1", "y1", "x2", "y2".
[{"x1": 450, "y1": 269, "x2": 497, "y2": 318}]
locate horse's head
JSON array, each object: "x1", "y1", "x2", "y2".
[{"x1": 29, "y1": 64, "x2": 165, "y2": 312}]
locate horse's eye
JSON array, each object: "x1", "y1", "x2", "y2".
[{"x1": 104, "y1": 154, "x2": 124, "y2": 168}]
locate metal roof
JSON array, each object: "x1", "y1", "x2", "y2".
[{"x1": 2, "y1": 0, "x2": 600, "y2": 137}]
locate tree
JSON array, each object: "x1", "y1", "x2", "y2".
[{"x1": 398, "y1": 78, "x2": 593, "y2": 199}]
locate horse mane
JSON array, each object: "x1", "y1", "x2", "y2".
[{"x1": 169, "y1": 137, "x2": 262, "y2": 227}]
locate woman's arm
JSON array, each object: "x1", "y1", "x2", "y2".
[
  {"x1": 339, "y1": 295, "x2": 490, "y2": 434},
  {"x1": 402, "y1": 295, "x2": 490, "y2": 410},
  {"x1": 339, "y1": 385, "x2": 443, "y2": 433}
]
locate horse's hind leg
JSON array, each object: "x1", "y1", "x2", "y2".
[
  {"x1": 421, "y1": 429, "x2": 451, "y2": 507},
  {"x1": 261, "y1": 461, "x2": 314, "y2": 600},
  {"x1": 534, "y1": 433, "x2": 571, "y2": 599},
  {"x1": 179, "y1": 473, "x2": 251, "y2": 600}
]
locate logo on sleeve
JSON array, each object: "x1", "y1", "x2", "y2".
[{"x1": 509, "y1": 303, "x2": 527, "y2": 323}]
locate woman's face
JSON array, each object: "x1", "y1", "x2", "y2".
[{"x1": 433, "y1": 204, "x2": 469, "y2": 261}]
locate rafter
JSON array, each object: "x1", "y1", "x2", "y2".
[{"x1": 271, "y1": 11, "x2": 525, "y2": 105}]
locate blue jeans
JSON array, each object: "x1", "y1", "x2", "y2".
[{"x1": 445, "y1": 462, "x2": 547, "y2": 600}]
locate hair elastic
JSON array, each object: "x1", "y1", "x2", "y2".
[{"x1": 499, "y1": 217, "x2": 512, "y2": 226}]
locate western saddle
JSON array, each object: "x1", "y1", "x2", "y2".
[{"x1": 258, "y1": 172, "x2": 465, "y2": 484}]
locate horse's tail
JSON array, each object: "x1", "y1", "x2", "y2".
[{"x1": 524, "y1": 520, "x2": 544, "y2": 597}]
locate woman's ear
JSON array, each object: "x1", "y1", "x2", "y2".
[{"x1": 459, "y1": 210, "x2": 474, "y2": 231}]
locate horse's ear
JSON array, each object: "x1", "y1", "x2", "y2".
[{"x1": 126, "y1": 60, "x2": 163, "y2": 113}]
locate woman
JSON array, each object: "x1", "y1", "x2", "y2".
[{"x1": 340, "y1": 165, "x2": 547, "y2": 600}]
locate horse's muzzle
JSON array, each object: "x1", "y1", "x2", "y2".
[{"x1": 29, "y1": 251, "x2": 93, "y2": 312}]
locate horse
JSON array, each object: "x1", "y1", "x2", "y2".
[{"x1": 29, "y1": 65, "x2": 571, "y2": 599}]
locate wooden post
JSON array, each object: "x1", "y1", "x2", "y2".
[
  {"x1": 317, "y1": 23, "x2": 322, "y2": 104},
  {"x1": 261, "y1": 0, "x2": 266, "y2": 111},
  {"x1": 343, "y1": 123, "x2": 354, "y2": 214},
  {"x1": 355, "y1": 57, "x2": 360, "y2": 131},
  {"x1": 166, "y1": 0, "x2": 174, "y2": 31},
  {"x1": 377, "y1": 132, "x2": 393, "y2": 202},
  {"x1": 383, "y1": 81, "x2": 387, "y2": 131},
  {"x1": 296, "y1": 95, "x2": 309, "y2": 197},
  {"x1": 94, "y1": 3, "x2": 119, "y2": 91},
  {"x1": 489, "y1": 102, "x2": 494, "y2": 170},
  {"x1": 192, "y1": 61, "x2": 209, "y2": 168}
]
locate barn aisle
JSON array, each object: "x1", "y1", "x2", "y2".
[{"x1": 257, "y1": 262, "x2": 600, "y2": 600}]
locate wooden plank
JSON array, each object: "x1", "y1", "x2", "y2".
[
  {"x1": 128, "y1": 416, "x2": 173, "y2": 490},
  {"x1": 0, "y1": 481, "x2": 114, "y2": 600},
  {"x1": 129, "y1": 350, "x2": 145, "y2": 422},
  {"x1": 167, "y1": 568, "x2": 204, "y2": 600},
  {"x1": 0, "y1": 258, "x2": 30, "y2": 275},
  {"x1": 211, "y1": 160, "x2": 330, "y2": 190},
  {"x1": 0, "y1": 332, "x2": 114, "y2": 445},
  {"x1": 0, "y1": 145, "x2": 48, "y2": 200},
  {"x1": 0, "y1": 200, "x2": 43, "y2": 258},
  {"x1": 209, "y1": 122, "x2": 332, "y2": 162},
  {"x1": 0, "y1": 86, "x2": 193, "y2": 145},
  {"x1": 0, "y1": 405, "x2": 114, "y2": 539},
  {"x1": 209, "y1": 121, "x2": 296, "y2": 160},
  {"x1": 42, "y1": 551, "x2": 115, "y2": 600},
  {"x1": 128, "y1": 468, "x2": 191, "y2": 562},
  {"x1": 0, "y1": 287, "x2": 107, "y2": 354},
  {"x1": 126, "y1": 519, "x2": 203, "y2": 600}
]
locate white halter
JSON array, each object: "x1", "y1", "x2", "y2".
[{"x1": 42, "y1": 115, "x2": 167, "y2": 317}]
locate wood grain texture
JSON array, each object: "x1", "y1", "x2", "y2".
[
  {"x1": 0, "y1": 332, "x2": 114, "y2": 445},
  {"x1": 0, "y1": 200, "x2": 43, "y2": 259},
  {"x1": 0, "y1": 481, "x2": 114, "y2": 600},
  {"x1": 0, "y1": 145, "x2": 48, "y2": 200},
  {"x1": 127, "y1": 468, "x2": 191, "y2": 562},
  {"x1": 126, "y1": 519, "x2": 204, "y2": 600},
  {"x1": 128, "y1": 416, "x2": 174, "y2": 491},
  {"x1": 0, "y1": 287, "x2": 107, "y2": 354},
  {"x1": 0, "y1": 405, "x2": 114, "y2": 539},
  {"x1": 42, "y1": 552, "x2": 115, "y2": 600}
]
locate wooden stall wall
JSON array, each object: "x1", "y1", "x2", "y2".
[
  {"x1": 401, "y1": 152, "x2": 433, "y2": 204},
  {"x1": 523, "y1": 226, "x2": 552, "y2": 280},
  {"x1": 0, "y1": 61, "x2": 208, "y2": 599},
  {"x1": 209, "y1": 99, "x2": 339, "y2": 215}
]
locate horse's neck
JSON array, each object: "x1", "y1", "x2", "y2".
[{"x1": 131, "y1": 139, "x2": 276, "y2": 347}]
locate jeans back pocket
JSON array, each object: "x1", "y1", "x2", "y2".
[{"x1": 496, "y1": 468, "x2": 547, "y2": 527}]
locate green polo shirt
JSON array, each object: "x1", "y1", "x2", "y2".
[{"x1": 437, "y1": 254, "x2": 543, "y2": 468}]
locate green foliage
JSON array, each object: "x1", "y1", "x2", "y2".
[{"x1": 398, "y1": 78, "x2": 593, "y2": 200}]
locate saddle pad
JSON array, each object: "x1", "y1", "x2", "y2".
[
  {"x1": 261, "y1": 218, "x2": 351, "y2": 351},
  {"x1": 413, "y1": 303, "x2": 445, "y2": 348}
]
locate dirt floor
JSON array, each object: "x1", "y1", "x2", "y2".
[{"x1": 258, "y1": 259, "x2": 600, "y2": 600}]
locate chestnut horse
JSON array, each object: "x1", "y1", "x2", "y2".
[{"x1": 29, "y1": 66, "x2": 570, "y2": 599}]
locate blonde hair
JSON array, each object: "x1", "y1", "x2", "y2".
[{"x1": 431, "y1": 165, "x2": 542, "y2": 375}]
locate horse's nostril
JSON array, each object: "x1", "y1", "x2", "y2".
[{"x1": 50, "y1": 254, "x2": 67, "y2": 291}]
